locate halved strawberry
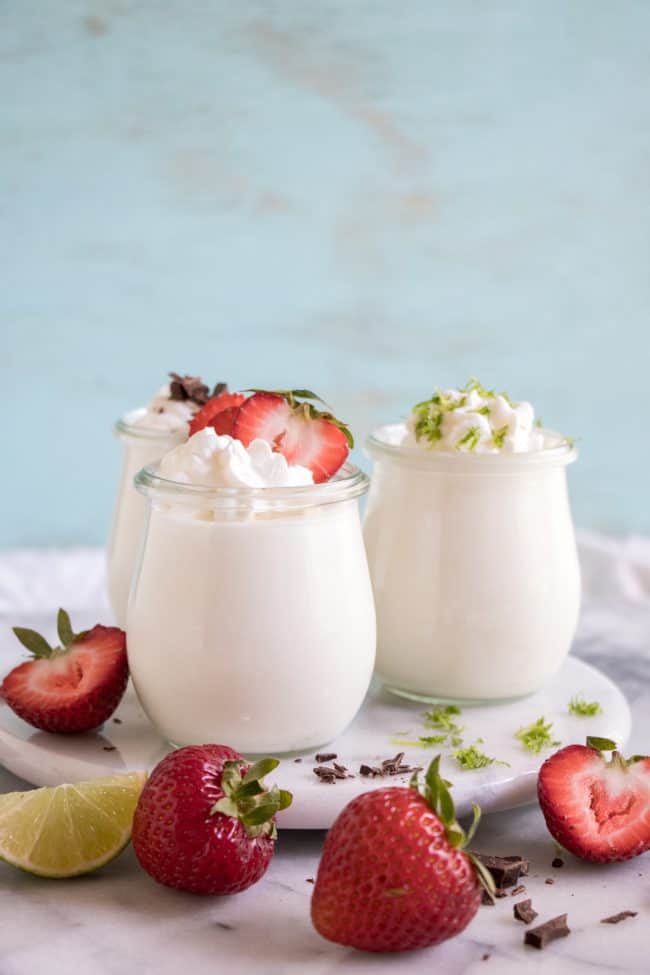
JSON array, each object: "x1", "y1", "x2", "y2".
[
  {"x1": 188, "y1": 391, "x2": 247, "y2": 437},
  {"x1": 232, "y1": 390, "x2": 353, "y2": 483},
  {"x1": 538, "y1": 736, "x2": 650, "y2": 863},
  {"x1": 2, "y1": 610, "x2": 128, "y2": 734}
]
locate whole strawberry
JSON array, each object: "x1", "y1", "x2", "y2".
[
  {"x1": 538, "y1": 736, "x2": 650, "y2": 863},
  {"x1": 132, "y1": 745, "x2": 292, "y2": 895},
  {"x1": 311, "y1": 757, "x2": 493, "y2": 952},
  {"x1": 2, "y1": 609, "x2": 128, "y2": 733}
]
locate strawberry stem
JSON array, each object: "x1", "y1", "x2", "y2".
[
  {"x1": 13, "y1": 609, "x2": 86, "y2": 660},
  {"x1": 211, "y1": 758, "x2": 293, "y2": 839},
  {"x1": 411, "y1": 755, "x2": 495, "y2": 900}
]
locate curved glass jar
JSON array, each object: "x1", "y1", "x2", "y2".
[
  {"x1": 127, "y1": 463, "x2": 376, "y2": 753},
  {"x1": 107, "y1": 413, "x2": 186, "y2": 627},
  {"x1": 363, "y1": 425, "x2": 580, "y2": 704}
]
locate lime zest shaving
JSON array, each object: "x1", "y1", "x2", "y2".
[{"x1": 515, "y1": 717, "x2": 561, "y2": 754}]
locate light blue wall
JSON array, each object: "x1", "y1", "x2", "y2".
[{"x1": 3, "y1": 1, "x2": 650, "y2": 546}]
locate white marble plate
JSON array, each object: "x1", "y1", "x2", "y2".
[{"x1": 0, "y1": 656, "x2": 629, "y2": 828}]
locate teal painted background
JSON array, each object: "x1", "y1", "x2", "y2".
[{"x1": 3, "y1": 2, "x2": 650, "y2": 546}]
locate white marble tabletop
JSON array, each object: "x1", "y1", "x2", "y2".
[{"x1": 1, "y1": 537, "x2": 649, "y2": 974}]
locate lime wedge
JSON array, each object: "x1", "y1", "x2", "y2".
[{"x1": 0, "y1": 772, "x2": 147, "y2": 878}]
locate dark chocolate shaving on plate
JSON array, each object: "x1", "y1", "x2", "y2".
[
  {"x1": 313, "y1": 763, "x2": 354, "y2": 784},
  {"x1": 315, "y1": 753, "x2": 337, "y2": 763},
  {"x1": 552, "y1": 857, "x2": 564, "y2": 868},
  {"x1": 601, "y1": 911, "x2": 638, "y2": 924},
  {"x1": 524, "y1": 914, "x2": 570, "y2": 949},
  {"x1": 474, "y1": 854, "x2": 530, "y2": 890},
  {"x1": 168, "y1": 373, "x2": 211, "y2": 405},
  {"x1": 514, "y1": 899, "x2": 538, "y2": 924},
  {"x1": 359, "y1": 753, "x2": 423, "y2": 778},
  {"x1": 545, "y1": 878, "x2": 555, "y2": 885},
  {"x1": 511, "y1": 885, "x2": 526, "y2": 896}
]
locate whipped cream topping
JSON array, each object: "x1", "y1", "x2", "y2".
[
  {"x1": 404, "y1": 381, "x2": 545, "y2": 454},
  {"x1": 158, "y1": 428, "x2": 315, "y2": 488},
  {"x1": 130, "y1": 384, "x2": 200, "y2": 434}
]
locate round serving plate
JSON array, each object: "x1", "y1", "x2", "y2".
[{"x1": 0, "y1": 656, "x2": 629, "y2": 829}]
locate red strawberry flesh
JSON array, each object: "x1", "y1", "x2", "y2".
[
  {"x1": 538, "y1": 743, "x2": 650, "y2": 862},
  {"x1": 232, "y1": 392, "x2": 350, "y2": 483},
  {"x1": 188, "y1": 392, "x2": 247, "y2": 437},
  {"x1": 1, "y1": 625, "x2": 128, "y2": 734}
]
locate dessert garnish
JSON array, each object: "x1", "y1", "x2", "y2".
[
  {"x1": 3, "y1": 610, "x2": 128, "y2": 733},
  {"x1": 568, "y1": 695, "x2": 603, "y2": 716},
  {"x1": 453, "y1": 744, "x2": 509, "y2": 771},
  {"x1": 513, "y1": 899, "x2": 538, "y2": 924},
  {"x1": 315, "y1": 752, "x2": 337, "y2": 763},
  {"x1": 358, "y1": 753, "x2": 422, "y2": 778},
  {"x1": 407, "y1": 379, "x2": 544, "y2": 454},
  {"x1": 232, "y1": 389, "x2": 353, "y2": 483},
  {"x1": 311, "y1": 756, "x2": 495, "y2": 951},
  {"x1": 391, "y1": 733, "x2": 448, "y2": 747},
  {"x1": 423, "y1": 704, "x2": 464, "y2": 740},
  {"x1": 511, "y1": 884, "x2": 526, "y2": 896},
  {"x1": 551, "y1": 856, "x2": 564, "y2": 868},
  {"x1": 524, "y1": 914, "x2": 570, "y2": 950},
  {"x1": 474, "y1": 854, "x2": 529, "y2": 891},
  {"x1": 132, "y1": 745, "x2": 292, "y2": 894},
  {"x1": 0, "y1": 772, "x2": 145, "y2": 877},
  {"x1": 313, "y1": 762, "x2": 354, "y2": 784},
  {"x1": 600, "y1": 911, "x2": 638, "y2": 924},
  {"x1": 544, "y1": 878, "x2": 554, "y2": 884},
  {"x1": 188, "y1": 388, "x2": 247, "y2": 437},
  {"x1": 515, "y1": 716, "x2": 561, "y2": 754},
  {"x1": 538, "y1": 737, "x2": 650, "y2": 862},
  {"x1": 168, "y1": 372, "x2": 212, "y2": 405}
]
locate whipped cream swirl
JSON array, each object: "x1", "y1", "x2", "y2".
[
  {"x1": 129, "y1": 384, "x2": 200, "y2": 435},
  {"x1": 404, "y1": 381, "x2": 545, "y2": 454},
  {"x1": 158, "y1": 429, "x2": 314, "y2": 488}
]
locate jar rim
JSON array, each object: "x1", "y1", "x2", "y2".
[
  {"x1": 134, "y1": 460, "x2": 369, "y2": 508},
  {"x1": 365, "y1": 423, "x2": 577, "y2": 471},
  {"x1": 114, "y1": 410, "x2": 188, "y2": 443}
]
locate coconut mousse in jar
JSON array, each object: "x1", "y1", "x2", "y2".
[
  {"x1": 363, "y1": 379, "x2": 580, "y2": 704},
  {"x1": 107, "y1": 374, "x2": 243, "y2": 626},
  {"x1": 126, "y1": 390, "x2": 376, "y2": 754}
]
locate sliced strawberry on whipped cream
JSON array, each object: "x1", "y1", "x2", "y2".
[
  {"x1": 231, "y1": 390, "x2": 353, "y2": 483},
  {"x1": 188, "y1": 390, "x2": 247, "y2": 437}
]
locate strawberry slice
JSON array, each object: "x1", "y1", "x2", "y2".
[
  {"x1": 188, "y1": 391, "x2": 247, "y2": 437},
  {"x1": 538, "y1": 737, "x2": 650, "y2": 863},
  {"x1": 2, "y1": 610, "x2": 128, "y2": 734},
  {"x1": 232, "y1": 390, "x2": 352, "y2": 483}
]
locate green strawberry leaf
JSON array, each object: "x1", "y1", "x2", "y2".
[
  {"x1": 12, "y1": 627, "x2": 52, "y2": 659},
  {"x1": 57, "y1": 608, "x2": 75, "y2": 648},
  {"x1": 586, "y1": 736, "x2": 617, "y2": 752}
]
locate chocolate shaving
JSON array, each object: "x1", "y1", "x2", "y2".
[
  {"x1": 112, "y1": 717, "x2": 122, "y2": 724},
  {"x1": 514, "y1": 899, "x2": 538, "y2": 924},
  {"x1": 293, "y1": 758, "x2": 302, "y2": 763},
  {"x1": 359, "y1": 753, "x2": 422, "y2": 779},
  {"x1": 168, "y1": 372, "x2": 211, "y2": 405},
  {"x1": 544, "y1": 878, "x2": 554, "y2": 885},
  {"x1": 511, "y1": 885, "x2": 526, "y2": 896},
  {"x1": 305, "y1": 877, "x2": 315, "y2": 884},
  {"x1": 315, "y1": 753, "x2": 337, "y2": 763},
  {"x1": 482, "y1": 955, "x2": 490, "y2": 962},
  {"x1": 524, "y1": 914, "x2": 570, "y2": 949},
  {"x1": 601, "y1": 911, "x2": 637, "y2": 924},
  {"x1": 212, "y1": 381, "x2": 228, "y2": 397},
  {"x1": 552, "y1": 857, "x2": 564, "y2": 868},
  {"x1": 474, "y1": 854, "x2": 530, "y2": 890},
  {"x1": 103, "y1": 745, "x2": 117, "y2": 752},
  {"x1": 313, "y1": 762, "x2": 353, "y2": 783}
]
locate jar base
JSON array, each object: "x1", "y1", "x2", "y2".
[{"x1": 382, "y1": 682, "x2": 536, "y2": 708}]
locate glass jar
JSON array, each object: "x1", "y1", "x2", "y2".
[
  {"x1": 127, "y1": 463, "x2": 376, "y2": 753},
  {"x1": 363, "y1": 425, "x2": 580, "y2": 704},
  {"x1": 107, "y1": 415, "x2": 185, "y2": 627}
]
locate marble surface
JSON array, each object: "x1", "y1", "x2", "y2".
[{"x1": 1, "y1": 539, "x2": 649, "y2": 973}]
